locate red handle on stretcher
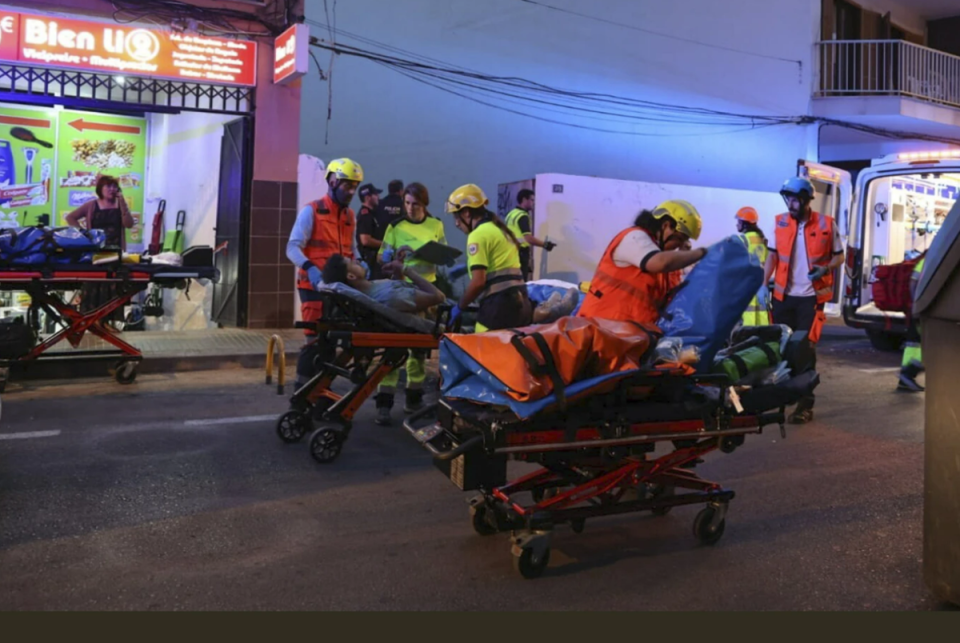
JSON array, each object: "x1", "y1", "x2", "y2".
[{"x1": 148, "y1": 199, "x2": 166, "y2": 255}]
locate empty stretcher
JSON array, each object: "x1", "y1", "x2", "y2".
[
  {"x1": 403, "y1": 317, "x2": 819, "y2": 579},
  {"x1": 0, "y1": 261, "x2": 219, "y2": 389},
  {"x1": 275, "y1": 283, "x2": 460, "y2": 464}
]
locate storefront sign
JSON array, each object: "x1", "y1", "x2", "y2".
[
  {"x1": 0, "y1": 12, "x2": 19, "y2": 63},
  {"x1": 274, "y1": 24, "x2": 308, "y2": 84},
  {"x1": 0, "y1": 105, "x2": 56, "y2": 228},
  {"x1": 0, "y1": 11, "x2": 257, "y2": 87},
  {"x1": 56, "y1": 110, "x2": 147, "y2": 247}
]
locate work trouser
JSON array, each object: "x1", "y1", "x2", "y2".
[
  {"x1": 377, "y1": 349, "x2": 427, "y2": 398},
  {"x1": 901, "y1": 316, "x2": 922, "y2": 369},
  {"x1": 476, "y1": 286, "x2": 533, "y2": 333},
  {"x1": 297, "y1": 288, "x2": 333, "y2": 388},
  {"x1": 771, "y1": 294, "x2": 819, "y2": 410}
]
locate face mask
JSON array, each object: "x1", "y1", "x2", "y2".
[{"x1": 334, "y1": 184, "x2": 355, "y2": 206}]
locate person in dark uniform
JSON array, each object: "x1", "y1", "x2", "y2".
[
  {"x1": 355, "y1": 183, "x2": 385, "y2": 279},
  {"x1": 376, "y1": 179, "x2": 404, "y2": 231},
  {"x1": 65, "y1": 175, "x2": 136, "y2": 324}
]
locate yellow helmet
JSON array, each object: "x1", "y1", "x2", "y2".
[
  {"x1": 445, "y1": 184, "x2": 489, "y2": 213},
  {"x1": 325, "y1": 158, "x2": 363, "y2": 183},
  {"x1": 652, "y1": 199, "x2": 702, "y2": 241}
]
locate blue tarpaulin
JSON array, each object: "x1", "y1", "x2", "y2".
[
  {"x1": 439, "y1": 336, "x2": 640, "y2": 419},
  {"x1": 657, "y1": 234, "x2": 764, "y2": 370}
]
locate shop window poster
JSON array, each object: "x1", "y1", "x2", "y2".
[
  {"x1": 56, "y1": 109, "x2": 147, "y2": 246},
  {"x1": 0, "y1": 106, "x2": 57, "y2": 228}
]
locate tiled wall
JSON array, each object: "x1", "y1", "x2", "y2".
[{"x1": 248, "y1": 179, "x2": 300, "y2": 329}]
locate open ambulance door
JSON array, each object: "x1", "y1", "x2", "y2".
[{"x1": 798, "y1": 160, "x2": 853, "y2": 317}]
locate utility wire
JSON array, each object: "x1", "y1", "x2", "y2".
[
  {"x1": 519, "y1": 0, "x2": 803, "y2": 68},
  {"x1": 308, "y1": 37, "x2": 960, "y2": 147}
]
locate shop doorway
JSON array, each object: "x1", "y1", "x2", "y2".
[{"x1": 212, "y1": 117, "x2": 253, "y2": 327}]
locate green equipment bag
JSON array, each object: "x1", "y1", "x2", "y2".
[
  {"x1": 713, "y1": 341, "x2": 781, "y2": 383},
  {"x1": 162, "y1": 210, "x2": 186, "y2": 255}
]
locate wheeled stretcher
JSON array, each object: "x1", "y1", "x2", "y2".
[
  {"x1": 0, "y1": 262, "x2": 219, "y2": 390},
  {"x1": 403, "y1": 321, "x2": 819, "y2": 579},
  {"x1": 275, "y1": 283, "x2": 460, "y2": 464}
]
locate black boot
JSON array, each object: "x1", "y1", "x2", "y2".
[
  {"x1": 375, "y1": 392, "x2": 394, "y2": 426},
  {"x1": 788, "y1": 397, "x2": 815, "y2": 424},
  {"x1": 404, "y1": 388, "x2": 424, "y2": 414},
  {"x1": 897, "y1": 360, "x2": 925, "y2": 392}
]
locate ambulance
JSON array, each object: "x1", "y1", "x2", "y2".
[{"x1": 802, "y1": 150, "x2": 960, "y2": 350}]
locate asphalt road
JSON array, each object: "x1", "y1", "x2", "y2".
[{"x1": 0, "y1": 332, "x2": 953, "y2": 611}]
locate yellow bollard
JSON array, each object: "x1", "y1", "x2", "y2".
[{"x1": 265, "y1": 334, "x2": 286, "y2": 395}]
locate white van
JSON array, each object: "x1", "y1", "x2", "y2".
[{"x1": 802, "y1": 151, "x2": 960, "y2": 350}]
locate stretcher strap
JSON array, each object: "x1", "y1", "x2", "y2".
[{"x1": 508, "y1": 330, "x2": 568, "y2": 414}]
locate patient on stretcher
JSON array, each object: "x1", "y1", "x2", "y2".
[{"x1": 322, "y1": 254, "x2": 447, "y2": 314}]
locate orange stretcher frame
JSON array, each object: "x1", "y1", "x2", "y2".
[{"x1": 273, "y1": 288, "x2": 460, "y2": 466}]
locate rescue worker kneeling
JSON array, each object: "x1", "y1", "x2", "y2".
[
  {"x1": 578, "y1": 200, "x2": 707, "y2": 324},
  {"x1": 445, "y1": 184, "x2": 533, "y2": 332}
]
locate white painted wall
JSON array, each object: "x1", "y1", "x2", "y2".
[
  {"x1": 531, "y1": 173, "x2": 786, "y2": 284},
  {"x1": 300, "y1": 0, "x2": 822, "y2": 252},
  {"x1": 144, "y1": 111, "x2": 238, "y2": 251},
  {"x1": 142, "y1": 110, "x2": 236, "y2": 330}
]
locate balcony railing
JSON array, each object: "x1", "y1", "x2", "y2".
[{"x1": 815, "y1": 40, "x2": 960, "y2": 109}]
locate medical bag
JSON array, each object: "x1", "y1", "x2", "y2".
[
  {"x1": 0, "y1": 317, "x2": 37, "y2": 359},
  {"x1": 871, "y1": 253, "x2": 925, "y2": 313},
  {"x1": 0, "y1": 226, "x2": 106, "y2": 265},
  {"x1": 713, "y1": 341, "x2": 782, "y2": 383}
]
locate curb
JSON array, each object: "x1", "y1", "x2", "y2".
[{"x1": 4, "y1": 349, "x2": 301, "y2": 383}]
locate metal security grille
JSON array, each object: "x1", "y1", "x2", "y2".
[{"x1": 0, "y1": 63, "x2": 254, "y2": 114}]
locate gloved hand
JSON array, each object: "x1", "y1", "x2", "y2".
[
  {"x1": 358, "y1": 259, "x2": 371, "y2": 279},
  {"x1": 543, "y1": 241, "x2": 557, "y2": 252},
  {"x1": 808, "y1": 265, "x2": 829, "y2": 280},
  {"x1": 307, "y1": 265, "x2": 323, "y2": 289},
  {"x1": 449, "y1": 304, "x2": 463, "y2": 325},
  {"x1": 381, "y1": 248, "x2": 395, "y2": 263}
]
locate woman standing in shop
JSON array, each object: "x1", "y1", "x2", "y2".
[
  {"x1": 65, "y1": 175, "x2": 136, "y2": 325},
  {"x1": 374, "y1": 182, "x2": 447, "y2": 425}
]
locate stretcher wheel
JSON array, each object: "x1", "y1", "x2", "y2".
[
  {"x1": 470, "y1": 505, "x2": 497, "y2": 536},
  {"x1": 276, "y1": 411, "x2": 311, "y2": 443},
  {"x1": 115, "y1": 361, "x2": 138, "y2": 385},
  {"x1": 693, "y1": 506, "x2": 726, "y2": 546},
  {"x1": 513, "y1": 546, "x2": 551, "y2": 580},
  {"x1": 309, "y1": 428, "x2": 343, "y2": 464},
  {"x1": 570, "y1": 518, "x2": 586, "y2": 534}
]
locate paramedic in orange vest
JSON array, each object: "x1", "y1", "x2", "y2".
[
  {"x1": 578, "y1": 200, "x2": 707, "y2": 325},
  {"x1": 286, "y1": 158, "x2": 363, "y2": 389},
  {"x1": 763, "y1": 176, "x2": 844, "y2": 425}
]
